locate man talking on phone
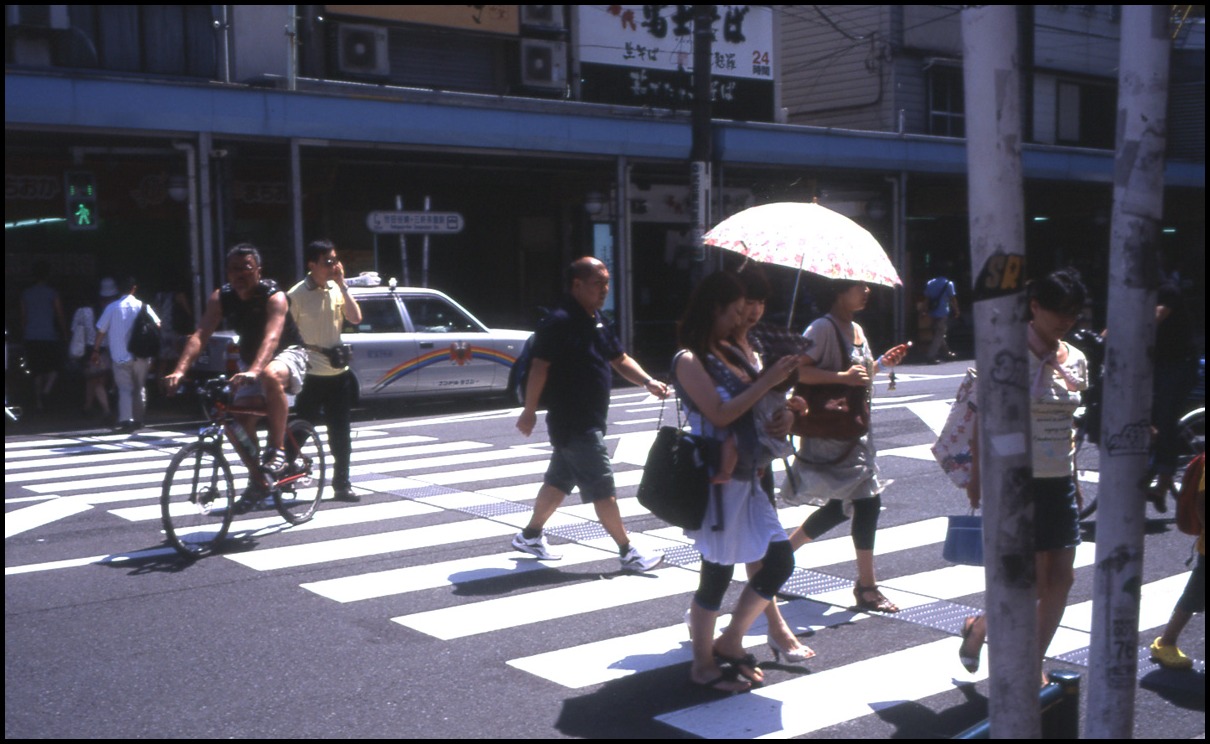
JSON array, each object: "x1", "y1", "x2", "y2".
[{"x1": 289, "y1": 239, "x2": 363, "y2": 502}]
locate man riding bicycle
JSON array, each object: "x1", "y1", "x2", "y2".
[{"x1": 164, "y1": 244, "x2": 309, "y2": 478}]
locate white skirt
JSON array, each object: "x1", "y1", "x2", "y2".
[{"x1": 685, "y1": 474, "x2": 789, "y2": 566}]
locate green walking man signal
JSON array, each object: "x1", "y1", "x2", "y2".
[{"x1": 65, "y1": 171, "x2": 98, "y2": 230}]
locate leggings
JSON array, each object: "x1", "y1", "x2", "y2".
[
  {"x1": 1176, "y1": 553, "x2": 1205, "y2": 615},
  {"x1": 801, "y1": 495, "x2": 881, "y2": 551},
  {"x1": 694, "y1": 540, "x2": 795, "y2": 611}
]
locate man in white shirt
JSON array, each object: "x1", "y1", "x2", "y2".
[{"x1": 93, "y1": 277, "x2": 160, "y2": 432}]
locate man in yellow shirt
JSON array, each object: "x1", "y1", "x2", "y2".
[{"x1": 288, "y1": 240, "x2": 363, "y2": 501}]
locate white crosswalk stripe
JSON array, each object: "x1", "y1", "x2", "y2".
[{"x1": 4, "y1": 388, "x2": 1200, "y2": 738}]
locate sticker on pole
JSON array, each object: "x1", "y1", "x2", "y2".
[{"x1": 972, "y1": 252, "x2": 1026, "y2": 301}]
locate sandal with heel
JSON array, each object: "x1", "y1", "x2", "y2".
[
  {"x1": 958, "y1": 615, "x2": 986, "y2": 673},
  {"x1": 853, "y1": 584, "x2": 900, "y2": 613}
]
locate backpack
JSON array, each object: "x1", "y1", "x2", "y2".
[
  {"x1": 1175, "y1": 453, "x2": 1205, "y2": 536},
  {"x1": 128, "y1": 301, "x2": 161, "y2": 359},
  {"x1": 507, "y1": 307, "x2": 552, "y2": 406}
]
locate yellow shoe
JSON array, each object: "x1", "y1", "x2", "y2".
[{"x1": 1149, "y1": 637, "x2": 1193, "y2": 670}]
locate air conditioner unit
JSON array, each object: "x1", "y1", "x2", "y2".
[
  {"x1": 520, "y1": 39, "x2": 567, "y2": 90},
  {"x1": 520, "y1": 5, "x2": 566, "y2": 31},
  {"x1": 336, "y1": 23, "x2": 389, "y2": 77}
]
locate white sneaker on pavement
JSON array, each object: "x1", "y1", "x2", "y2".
[
  {"x1": 511, "y1": 532, "x2": 562, "y2": 560},
  {"x1": 620, "y1": 544, "x2": 664, "y2": 572}
]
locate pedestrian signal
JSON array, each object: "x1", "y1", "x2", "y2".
[{"x1": 65, "y1": 171, "x2": 98, "y2": 231}]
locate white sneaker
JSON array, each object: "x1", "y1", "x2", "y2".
[
  {"x1": 511, "y1": 532, "x2": 561, "y2": 560},
  {"x1": 620, "y1": 544, "x2": 664, "y2": 572}
]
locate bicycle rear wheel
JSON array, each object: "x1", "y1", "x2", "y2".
[
  {"x1": 161, "y1": 442, "x2": 235, "y2": 558},
  {"x1": 275, "y1": 419, "x2": 326, "y2": 524}
]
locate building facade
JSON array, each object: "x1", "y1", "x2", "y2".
[{"x1": 5, "y1": 5, "x2": 1205, "y2": 367}]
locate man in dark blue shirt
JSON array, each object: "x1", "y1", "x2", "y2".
[{"x1": 514, "y1": 257, "x2": 671, "y2": 571}]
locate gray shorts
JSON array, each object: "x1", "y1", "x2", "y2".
[
  {"x1": 233, "y1": 346, "x2": 309, "y2": 403},
  {"x1": 544, "y1": 429, "x2": 616, "y2": 503}
]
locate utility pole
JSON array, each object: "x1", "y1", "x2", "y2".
[
  {"x1": 1086, "y1": 5, "x2": 1171, "y2": 736},
  {"x1": 690, "y1": 5, "x2": 715, "y2": 274},
  {"x1": 961, "y1": 6, "x2": 1039, "y2": 737}
]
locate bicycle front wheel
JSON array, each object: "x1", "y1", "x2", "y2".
[
  {"x1": 275, "y1": 419, "x2": 326, "y2": 525},
  {"x1": 161, "y1": 442, "x2": 235, "y2": 558},
  {"x1": 1168, "y1": 407, "x2": 1206, "y2": 497}
]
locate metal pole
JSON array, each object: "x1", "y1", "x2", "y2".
[
  {"x1": 961, "y1": 6, "x2": 1039, "y2": 737},
  {"x1": 290, "y1": 138, "x2": 303, "y2": 279},
  {"x1": 395, "y1": 194, "x2": 409, "y2": 286},
  {"x1": 286, "y1": 5, "x2": 297, "y2": 91},
  {"x1": 198, "y1": 131, "x2": 215, "y2": 300},
  {"x1": 1086, "y1": 6, "x2": 1171, "y2": 737},
  {"x1": 616, "y1": 156, "x2": 633, "y2": 354},
  {"x1": 422, "y1": 195, "x2": 431, "y2": 288},
  {"x1": 690, "y1": 5, "x2": 714, "y2": 274}
]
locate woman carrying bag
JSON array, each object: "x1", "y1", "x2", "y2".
[
  {"x1": 783, "y1": 279, "x2": 910, "y2": 613},
  {"x1": 673, "y1": 271, "x2": 802, "y2": 693},
  {"x1": 957, "y1": 268, "x2": 1089, "y2": 679}
]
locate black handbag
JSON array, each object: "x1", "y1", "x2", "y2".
[{"x1": 636, "y1": 395, "x2": 714, "y2": 531}]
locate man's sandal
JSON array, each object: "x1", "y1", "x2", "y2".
[{"x1": 854, "y1": 584, "x2": 900, "y2": 613}]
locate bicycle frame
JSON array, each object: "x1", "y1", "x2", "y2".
[{"x1": 204, "y1": 385, "x2": 310, "y2": 494}]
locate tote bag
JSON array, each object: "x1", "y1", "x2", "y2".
[
  {"x1": 931, "y1": 368, "x2": 978, "y2": 489},
  {"x1": 942, "y1": 511, "x2": 984, "y2": 566}
]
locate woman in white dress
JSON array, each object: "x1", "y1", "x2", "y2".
[{"x1": 673, "y1": 271, "x2": 801, "y2": 692}]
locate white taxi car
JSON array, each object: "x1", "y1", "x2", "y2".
[{"x1": 193, "y1": 284, "x2": 530, "y2": 403}]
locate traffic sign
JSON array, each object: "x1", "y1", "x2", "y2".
[
  {"x1": 65, "y1": 171, "x2": 98, "y2": 231},
  {"x1": 366, "y1": 210, "x2": 464, "y2": 234}
]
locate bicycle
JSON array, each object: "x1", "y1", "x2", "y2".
[
  {"x1": 1073, "y1": 329, "x2": 1204, "y2": 519},
  {"x1": 160, "y1": 375, "x2": 326, "y2": 558}
]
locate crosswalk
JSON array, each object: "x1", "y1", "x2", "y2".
[{"x1": 4, "y1": 389, "x2": 1202, "y2": 737}]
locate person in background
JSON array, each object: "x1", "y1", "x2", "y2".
[
  {"x1": 1145, "y1": 264, "x2": 1198, "y2": 512},
  {"x1": 512, "y1": 256, "x2": 669, "y2": 572},
  {"x1": 19, "y1": 260, "x2": 68, "y2": 411},
  {"x1": 94, "y1": 277, "x2": 159, "y2": 432},
  {"x1": 289, "y1": 239, "x2": 363, "y2": 502},
  {"x1": 673, "y1": 270, "x2": 803, "y2": 692},
  {"x1": 958, "y1": 268, "x2": 1090, "y2": 682},
  {"x1": 155, "y1": 278, "x2": 194, "y2": 382},
  {"x1": 1149, "y1": 459, "x2": 1204, "y2": 670},
  {"x1": 783, "y1": 278, "x2": 910, "y2": 614},
  {"x1": 67, "y1": 287, "x2": 111, "y2": 421},
  {"x1": 924, "y1": 265, "x2": 960, "y2": 364}
]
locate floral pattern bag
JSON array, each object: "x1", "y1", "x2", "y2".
[{"x1": 931, "y1": 368, "x2": 977, "y2": 488}]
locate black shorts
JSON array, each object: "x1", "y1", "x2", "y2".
[{"x1": 1034, "y1": 476, "x2": 1081, "y2": 552}]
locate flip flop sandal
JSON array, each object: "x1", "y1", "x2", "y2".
[
  {"x1": 714, "y1": 650, "x2": 764, "y2": 685},
  {"x1": 690, "y1": 666, "x2": 751, "y2": 693}
]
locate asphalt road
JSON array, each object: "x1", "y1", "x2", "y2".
[{"x1": 5, "y1": 359, "x2": 1205, "y2": 738}]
